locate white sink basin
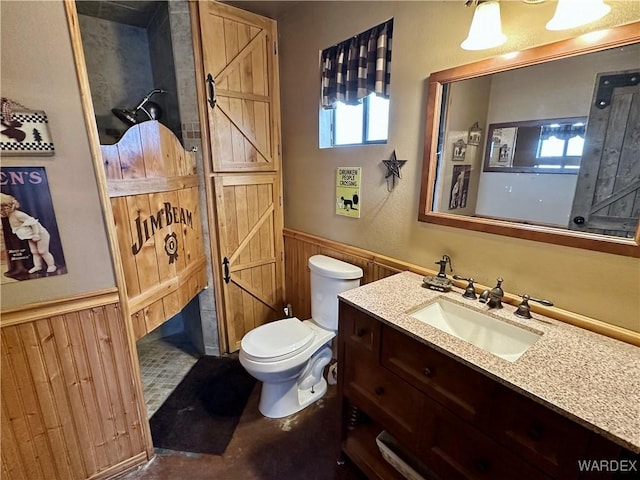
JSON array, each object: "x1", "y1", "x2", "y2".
[{"x1": 408, "y1": 299, "x2": 542, "y2": 362}]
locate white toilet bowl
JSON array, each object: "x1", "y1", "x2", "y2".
[
  {"x1": 239, "y1": 317, "x2": 335, "y2": 418},
  {"x1": 239, "y1": 255, "x2": 363, "y2": 418}
]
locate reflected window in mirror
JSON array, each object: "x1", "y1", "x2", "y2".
[
  {"x1": 484, "y1": 118, "x2": 586, "y2": 173},
  {"x1": 419, "y1": 23, "x2": 640, "y2": 257}
]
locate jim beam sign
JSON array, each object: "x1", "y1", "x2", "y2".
[{"x1": 131, "y1": 201, "x2": 193, "y2": 264}]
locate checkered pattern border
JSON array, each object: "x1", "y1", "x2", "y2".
[
  {"x1": 0, "y1": 142, "x2": 55, "y2": 152},
  {"x1": 2, "y1": 112, "x2": 49, "y2": 123}
]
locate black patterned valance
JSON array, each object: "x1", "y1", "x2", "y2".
[{"x1": 320, "y1": 19, "x2": 393, "y2": 109}]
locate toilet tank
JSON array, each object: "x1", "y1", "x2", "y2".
[{"x1": 308, "y1": 255, "x2": 363, "y2": 331}]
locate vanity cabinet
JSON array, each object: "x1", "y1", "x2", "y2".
[{"x1": 337, "y1": 301, "x2": 624, "y2": 480}]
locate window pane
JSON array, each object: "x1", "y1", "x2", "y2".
[
  {"x1": 566, "y1": 135, "x2": 584, "y2": 156},
  {"x1": 334, "y1": 102, "x2": 363, "y2": 145},
  {"x1": 539, "y1": 137, "x2": 565, "y2": 157},
  {"x1": 366, "y1": 94, "x2": 389, "y2": 141}
]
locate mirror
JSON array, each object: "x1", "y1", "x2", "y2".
[{"x1": 419, "y1": 23, "x2": 640, "y2": 257}]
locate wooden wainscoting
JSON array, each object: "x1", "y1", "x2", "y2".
[
  {"x1": 284, "y1": 229, "x2": 418, "y2": 320},
  {"x1": 1, "y1": 296, "x2": 147, "y2": 480},
  {"x1": 283, "y1": 229, "x2": 640, "y2": 347}
]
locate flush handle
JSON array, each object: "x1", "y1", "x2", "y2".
[
  {"x1": 356, "y1": 328, "x2": 366, "y2": 337},
  {"x1": 423, "y1": 367, "x2": 433, "y2": 377},
  {"x1": 374, "y1": 386, "x2": 385, "y2": 396}
]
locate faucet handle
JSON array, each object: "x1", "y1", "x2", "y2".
[
  {"x1": 515, "y1": 294, "x2": 554, "y2": 319},
  {"x1": 453, "y1": 275, "x2": 477, "y2": 300}
]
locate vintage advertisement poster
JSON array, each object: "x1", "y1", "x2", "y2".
[
  {"x1": 1, "y1": 166, "x2": 67, "y2": 283},
  {"x1": 336, "y1": 167, "x2": 361, "y2": 218},
  {"x1": 449, "y1": 164, "x2": 471, "y2": 210}
]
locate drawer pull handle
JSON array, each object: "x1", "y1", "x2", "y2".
[
  {"x1": 474, "y1": 459, "x2": 490, "y2": 474},
  {"x1": 423, "y1": 367, "x2": 432, "y2": 377},
  {"x1": 356, "y1": 328, "x2": 366, "y2": 337},
  {"x1": 374, "y1": 386, "x2": 385, "y2": 396}
]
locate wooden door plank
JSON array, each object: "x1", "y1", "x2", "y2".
[
  {"x1": 215, "y1": 30, "x2": 266, "y2": 87},
  {"x1": 148, "y1": 191, "x2": 181, "y2": 280},
  {"x1": 143, "y1": 299, "x2": 167, "y2": 334},
  {"x1": 102, "y1": 144, "x2": 123, "y2": 180},
  {"x1": 198, "y1": 4, "x2": 227, "y2": 78},
  {"x1": 228, "y1": 204, "x2": 274, "y2": 265},
  {"x1": 231, "y1": 274, "x2": 279, "y2": 311},
  {"x1": 126, "y1": 195, "x2": 161, "y2": 293},
  {"x1": 216, "y1": 100, "x2": 271, "y2": 164},
  {"x1": 116, "y1": 128, "x2": 146, "y2": 179},
  {"x1": 111, "y1": 197, "x2": 140, "y2": 298}
]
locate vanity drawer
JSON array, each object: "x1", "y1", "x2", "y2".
[
  {"x1": 343, "y1": 347, "x2": 424, "y2": 446},
  {"x1": 339, "y1": 302, "x2": 381, "y2": 358},
  {"x1": 420, "y1": 397, "x2": 551, "y2": 480},
  {"x1": 489, "y1": 386, "x2": 592, "y2": 480},
  {"x1": 381, "y1": 325, "x2": 497, "y2": 422}
]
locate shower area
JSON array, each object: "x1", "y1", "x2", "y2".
[{"x1": 75, "y1": 0, "x2": 219, "y2": 418}]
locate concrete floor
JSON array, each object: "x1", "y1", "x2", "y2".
[
  {"x1": 122, "y1": 334, "x2": 367, "y2": 480},
  {"x1": 118, "y1": 381, "x2": 366, "y2": 480}
]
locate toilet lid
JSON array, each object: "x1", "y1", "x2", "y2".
[{"x1": 241, "y1": 317, "x2": 314, "y2": 360}]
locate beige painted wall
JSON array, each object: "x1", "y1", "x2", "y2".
[
  {"x1": 1, "y1": 1, "x2": 116, "y2": 309},
  {"x1": 278, "y1": 1, "x2": 640, "y2": 332}
]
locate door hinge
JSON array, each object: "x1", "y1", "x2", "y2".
[
  {"x1": 279, "y1": 195, "x2": 282, "y2": 206},
  {"x1": 274, "y1": 41, "x2": 277, "y2": 55},
  {"x1": 278, "y1": 144, "x2": 281, "y2": 156}
]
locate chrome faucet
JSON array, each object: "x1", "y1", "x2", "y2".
[{"x1": 479, "y1": 277, "x2": 504, "y2": 309}]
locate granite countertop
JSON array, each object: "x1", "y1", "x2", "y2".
[{"x1": 338, "y1": 271, "x2": 640, "y2": 454}]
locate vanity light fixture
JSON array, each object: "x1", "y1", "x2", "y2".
[
  {"x1": 461, "y1": 0, "x2": 507, "y2": 51},
  {"x1": 461, "y1": 0, "x2": 612, "y2": 51},
  {"x1": 546, "y1": 0, "x2": 611, "y2": 31}
]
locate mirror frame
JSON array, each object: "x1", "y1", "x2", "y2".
[{"x1": 419, "y1": 22, "x2": 640, "y2": 258}]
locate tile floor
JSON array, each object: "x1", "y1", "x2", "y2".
[
  {"x1": 136, "y1": 332, "x2": 200, "y2": 418},
  {"x1": 128, "y1": 333, "x2": 367, "y2": 479}
]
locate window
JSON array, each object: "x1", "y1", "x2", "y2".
[
  {"x1": 536, "y1": 122, "x2": 585, "y2": 169},
  {"x1": 319, "y1": 19, "x2": 393, "y2": 148},
  {"x1": 484, "y1": 117, "x2": 586, "y2": 173},
  {"x1": 330, "y1": 93, "x2": 389, "y2": 146}
]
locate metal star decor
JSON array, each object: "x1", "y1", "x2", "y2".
[{"x1": 382, "y1": 150, "x2": 407, "y2": 190}]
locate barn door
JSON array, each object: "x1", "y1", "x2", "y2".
[
  {"x1": 215, "y1": 174, "x2": 284, "y2": 352},
  {"x1": 198, "y1": 0, "x2": 281, "y2": 173},
  {"x1": 569, "y1": 70, "x2": 640, "y2": 237},
  {"x1": 196, "y1": 1, "x2": 285, "y2": 352}
]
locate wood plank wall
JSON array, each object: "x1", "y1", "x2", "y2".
[
  {"x1": 1, "y1": 301, "x2": 146, "y2": 480},
  {"x1": 283, "y1": 228, "x2": 640, "y2": 346},
  {"x1": 284, "y1": 229, "x2": 412, "y2": 320}
]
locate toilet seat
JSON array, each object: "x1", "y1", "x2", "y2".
[{"x1": 241, "y1": 317, "x2": 314, "y2": 363}]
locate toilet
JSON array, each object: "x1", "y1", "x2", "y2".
[{"x1": 239, "y1": 255, "x2": 363, "y2": 418}]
